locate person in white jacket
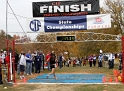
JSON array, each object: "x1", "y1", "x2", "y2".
[
  {"x1": 1, "y1": 51, "x2": 6, "y2": 64},
  {"x1": 19, "y1": 52, "x2": 30, "y2": 79},
  {"x1": 112, "y1": 53, "x2": 115, "y2": 68},
  {"x1": 108, "y1": 52, "x2": 113, "y2": 69}
]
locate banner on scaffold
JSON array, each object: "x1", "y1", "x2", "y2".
[
  {"x1": 27, "y1": 14, "x2": 111, "y2": 33},
  {"x1": 32, "y1": 0, "x2": 100, "y2": 17}
]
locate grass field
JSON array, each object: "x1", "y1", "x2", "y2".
[{"x1": 0, "y1": 59, "x2": 124, "y2": 91}]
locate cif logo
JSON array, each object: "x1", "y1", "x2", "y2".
[{"x1": 29, "y1": 19, "x2": 41, "y2": 32}]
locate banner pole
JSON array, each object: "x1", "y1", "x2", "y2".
[
  {"x1": 121, "y1": 36, "x2": 124, "y2": 84},
  {"x1": 12, "y1": 40, "x2": 16, "y2": 83},
  {"x1": 10, "y1": 53, "x2": 12, "y2": 81}
]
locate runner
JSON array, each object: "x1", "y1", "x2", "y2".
[{"x1": 46, "y1": 51, "x2": 57, "y2": 80}]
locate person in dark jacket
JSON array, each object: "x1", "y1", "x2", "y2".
[
  {"x1": 15, "y1": 51, "x2": 19, "y2": 72},
  {"x1": 34, "y1": 51, "x2": 42, "y2": 74},
  {"x1": 59, "y1": 53, "x2": 63, "y2": 69},
  {"x1": 39, "y1": 51, "x2": 44, "y2": 71},
  {"x1": 88, "y1": 55, "x2": 93, "y2": 67}
]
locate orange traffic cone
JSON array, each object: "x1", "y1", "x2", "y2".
[
  {"x1": 108, "y1": 77, "x2": 112, "y2": 82},
  {"x1": 102, "y1": 76, "x2": 106, "y2": 83},
  {"x1": 23, "y1": 77, "x2": 27, "y2": 83},
  {"x1": 115, "y1": 77, "x2": 118, "y2": 83},
  {"x1": 103, "y1": 90, "x2": 107, "y2": 91},
  {"x1": 113, "y1": 70, "x2": 117, "y2": 76}
]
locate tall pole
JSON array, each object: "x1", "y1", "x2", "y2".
[
  {"x1": 122, "y1": 5, "x2": 124, "y2": 84},
  {"x1": 6, "y1": 0, "x2": 10, "y2": 82},
  {"x1": 122, "y1": 36, "x2": 124, "y2": 84},
  {"x1": 6, "y1": 0, "x2": 9, "y2": 55},
  {"x1": 6, "y1": 0, "x2": 8, "y2": 37},
  {"x1": 12, "y1": 40, "x2": 16, "y2": 83}
]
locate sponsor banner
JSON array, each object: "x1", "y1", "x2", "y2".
[
  {"x1": 87, "y1": 14, "x2": 111, "y2": 29},
  {"x1": 27, "y1": 17, "x2": 44, "y2": 32},
  {"x1": 27, "y1": 14, "x2": 111, "y2": 33},
  {"x1": 33, "y1": 0, "x2": 99, "y2": 17}
]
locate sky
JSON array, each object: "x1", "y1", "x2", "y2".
[{"x1": 0, "y1": 0, "x2": 104, "y2": 37}]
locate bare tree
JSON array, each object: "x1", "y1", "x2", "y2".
[{"x1": 101, "y1": 0, "x2": 124, "y2": 35}]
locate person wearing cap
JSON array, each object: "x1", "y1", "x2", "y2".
[{"x1": 98, "y1": 53, "x2": 103, "y2": 68}]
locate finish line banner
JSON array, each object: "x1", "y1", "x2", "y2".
[
  {"x1": 27, "y1": 14, "x2": 111, "y2": 33},
  {"x1": 33, "y1": 0, "x2": 100, "y2": 17}
]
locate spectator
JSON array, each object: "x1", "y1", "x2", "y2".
[
  {"x1": 103, "y1": 54, "x2": 109, "y2": 68},
  {"x1": 26, "y1": 50, "x2": 33, "y2": 75},
  {"x1": 1, "y1": 50, "x2": 6, "y2": 65},
  {"x1": 93, "y1": 54, "x2": 97, "y2": 67},
  {"x1": 14, "y1": 51, "x2": 19, "y2": 72},
  {"x1": 19, "y1": 52, "x2": 29, "y2": 79},
  {"x1": 39, "y1": 51, "x2": 45, "y2": 70},
  {"x1": 17, "y1": 51, "x2": 23, "y2": 75},
  {"x1": 78, "y1": 58, "x2": 82, "y2": 67},
  {"x1": 31, "y1": 51, "x2": 36, "y2": 73},
  {"x1": 118, "y1": 52, "x2": 122, "y2": 71},
  {"x1": 108, "y1": 52, "x2": 113, "y2": 69},
  {"x1": 112, "y1": 53, "x2": 115, "y2": 68},
  {"x1": 46, "y1": 51, "x2": 51, "y2": 71},
  {"x1": 73, "y1": 59, "x2": 76, "y2": 67},
  {"x1": 59, "y1": 53, "x2": 63, "y2": 69},
  {"x1": 34, "y1": 51, "x2": 42, "y2": 74},
  {"x1": 82, "y1": 56, "x2": 87, "y2": 66},
  {"x1": 88, "y1": 55, "x2": 93, "y2": 67},
  {"x1": 98, "y1": 53, "x2": 103, "y2": 68},
  {"x1": 67, "y1": 58, "x2": 71, "y2": 67}
]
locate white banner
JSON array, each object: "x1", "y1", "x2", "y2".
[
  {"x1": 27, "y1": 17, "x2": 44, "y2": 33},
  {"x1": 87, "y1": 14, "x2": 111, "y2": 29}
]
